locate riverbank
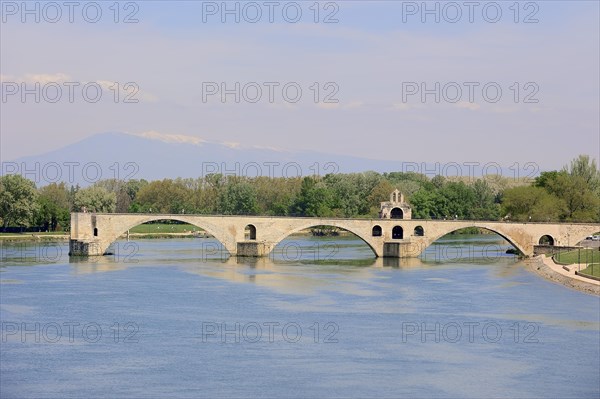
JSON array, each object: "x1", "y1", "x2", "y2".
[
  {"x1": 0, "y1": 234, "x2": 70, "y2": 242},
  {"x1": 122, "y1": 232, "x2": 208, "y2": 239},
  {"x1": 0, "y1": 230, "x2": 327, "y2": 242},
  {"x1": 0, "y1": 232, "x2": 206, "y2": 241},
  {"x1": 526, "y1": 255, "x2": 600, "y2": 295}
]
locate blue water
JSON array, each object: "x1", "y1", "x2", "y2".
[{"x1": 1, "y1": 235, "x2": 599, "y2": 398}]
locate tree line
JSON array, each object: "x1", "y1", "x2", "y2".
[{"x1": 1, "y1": 155, "x2": 598, "y2": 231}]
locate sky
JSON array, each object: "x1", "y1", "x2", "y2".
[{"x1": 1, "y1": 0, "x2": 599, "y2": 172}]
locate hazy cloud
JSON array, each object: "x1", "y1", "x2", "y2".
[{"x1": 128, "y1": 131, "x2": 206, "y2": 146}]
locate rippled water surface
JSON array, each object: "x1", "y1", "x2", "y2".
[{"x1": 1, "y1": 235, "x2": 599, "y2": 398}]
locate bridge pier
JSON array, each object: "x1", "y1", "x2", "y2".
[
  {"x1": 383, "y1": 241, "x2": 422, "y2": 258},
  {"x1": 236, "y1": 241, "x2": 273, "y2": 257},
  {"x1": 69, "y1": 239, "x2": 104, "y2": 256}
]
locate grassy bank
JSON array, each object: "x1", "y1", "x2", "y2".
[
  {"x1": 554, "y1": 248, "x2": 600, "y2": 266},
  {"x1": 0, "y1": 223, "x2": 203, "y2": 241},
  {"x1": 128, "y1": 223, "x2": 202, "y2": 234},
  {"x1": 579, "y1": 265, "x2": 600, "y2": 278},
  {"x1": 554, "y1": 248, "x2": 600, "y2": 279},
  {"x1": 0, "y1": 232, "x2": 69, "y2": 241},
  {"x1": 0, "y1": 232, "x2": 68, "y2": 236}
]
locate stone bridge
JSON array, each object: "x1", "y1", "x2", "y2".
[{"x1": 69, "y1": 213, "x2": 600, "y2": 258}]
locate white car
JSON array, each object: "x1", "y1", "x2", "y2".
[{"x1": 592, "y1": 235, "x2": 600, "y2": 241}]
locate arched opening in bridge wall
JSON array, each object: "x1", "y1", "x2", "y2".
[
  {"x1": 392, "y1": 226, "x2": 404, "y2": 239},
  {"x1": 245, "y1": 224, "x2": 257, "y2": 240},
  {"x1": 577, "y1": 231, "x2": 600, "y2": 245},
  {"x1": 93, "y1": 228, "x2": 98, "y2": 237},
  {"x1": 414, "y1": 226, "x2": 424, "y2": 237},
  {"x1": 126, "y1": 220, "x2": 200, "y2": 235},
  {"x1": 539, "y1": 235, "x2": 554, "y2": 246},
  {"x1": 421, "y1": 227, "x2": 524, "y2": 262},
  {"x1": 372, "y1": 225, "x2": 382, "y2": 237},
  {"x1": 390, "y1": 208, "x2": 404, "y2": 219},
  {"x1": 271, "y1": 225, "x2": 378, "y2": 262},
  {"x1": 104, "y1": 218, "x2": 230, "y2": 259}
]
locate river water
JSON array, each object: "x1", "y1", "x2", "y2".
[{"x1": 1, "y1": 234, "x2": 599, "y2": 398}]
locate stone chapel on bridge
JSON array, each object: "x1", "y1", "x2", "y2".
[{"x1": 379, "y1": 189, "x2": 412, "y2": 219}]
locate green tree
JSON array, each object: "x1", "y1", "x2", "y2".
[
  {"x1": 73, "y1": 186, "x2": 117, "y2": 213},
  {"x1": 35, "y1": 182, "x2": 70, "y2": 231},
  {"x1": 290, "y1": 177, "x2": 333, "y2": 217},
  {"x1": 501, "y1": 186, "x2": 564, "y2": 222},
  {"x1": 431, "y1": 175, "x2": 446, "y2": 189},
  {"x1": 439, "y1": 181, "x2": 475, "y2": 219},
  {"x1": 217, "y1": 181, "x2": 259, "y2": 215},
  {"x1": 410, "y1": 189, "x2": 447, "y2": 219},
  {"x1": 133, "y1": 179, "x2": 191, "y2": 213},
  {"x1": 366, "y1": 179, "x2": 395, "y2": 217},
  {"x1": 564, "y1": 154, "x2": 600, "y2": 194},
  {"x1": 533, "y1": 155, "x2": 600, "y2": 221},
  {"x1": 471, "y1": 179, "x2": 500, "y2": 220},
  {"x1": 355, "y1": 171, "x2": 385, "y2": 215},
  {"x1": 325, "y1": 174, "x2": 362, "y2": 217},
  {"x1": 94, "y1": 179, "x2": 148, "y2": 213},
  {"x1": 0, "y1": 175, "x2": 39, "y2": 228},
  {"x1": 545, "y1": 173, "x2": 599, "y2": 221},
  {"x1": 254, "y1": 176, "x2": 301, "y2": 216},
  {"x1": 195, "y1": 174, "x2": 226, "y2": 214},
  {"x1": 534, "y1": 171, "x2": 561, "y2": 189}
]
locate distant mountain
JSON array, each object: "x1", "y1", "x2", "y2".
[
  {"x1": 3, "y1": 132, "x2": 532, "y2": 186},
  {"x1": 3, "y1": 132, "x2": 411, "y2": 185}
]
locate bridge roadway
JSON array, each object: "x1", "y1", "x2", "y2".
[{"x1": 68, "y1": 213, "x2": 600, "y2": 258}]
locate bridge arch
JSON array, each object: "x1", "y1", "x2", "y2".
[
  {"x1": 414, "y1": 225, "x2": 424, "y2": 237},
  {"x1": 372, "y1": 225, "x2": 382, "y2": 237},
  {"x1": 269, "y1": 222, "x2": 379, "y2": 257},
  {"x1": 100, "y1": 215, "x2": 234, "y2": 256},
  {"x1": 245, "y1": 224, "x2": 257, "y2": 240},
  {"x1": 538, "y1": 235, "x2": 554, "y2": 246},
  {"x1": 570, "y1": 228, "x2": 600, "y2": 245},
  {"x1": 392, "y1": 226, "x2": 404, "y2": 239},
  {"x1": 391, "y1": 208, "x2": 404, "y2": 219},
  {"x1": 424, "y1": 224, "x2": 527, "y2": 256}
]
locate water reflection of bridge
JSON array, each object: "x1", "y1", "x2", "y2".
[{"x1": 69, "y1": 213, "x2": 599, "y2": 258}]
